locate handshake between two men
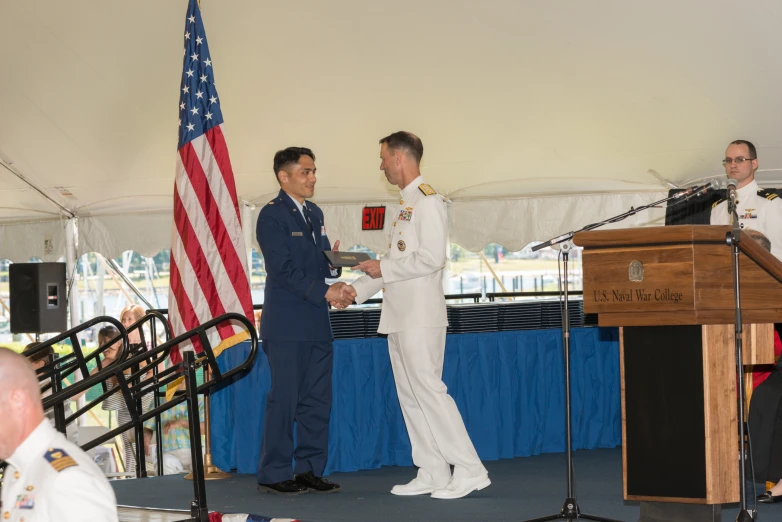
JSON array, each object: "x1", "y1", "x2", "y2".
[
  {"x1": 324, "y1": 258, "x2": 383, "y2": 309},
  {"x1": 325, "y1": 282, "x2": 357, "y2": 309}
]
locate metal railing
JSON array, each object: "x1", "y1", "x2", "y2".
[
  {"x1": 41, "y1": 312, "x2": 258, "y2": 522},
  {"x1": 487, "y1": 290, "x2": 584, "y2": 301},
  {"x1": 29, "y1": 312, "x2": 172, "y2": 475}
]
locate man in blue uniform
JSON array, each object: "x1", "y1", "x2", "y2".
[{"x1": 256, "y1": 146, "x2": 354, "y2": 495}]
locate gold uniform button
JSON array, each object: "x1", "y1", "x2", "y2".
[
  {"x1": 14, "y1": 471, "x2": 19, "y2": 479},
  {"x1": 4, "y1": 511, "x2": 10, "y2": 519},
  {"x1": 26, "y1": 485, "x2": 34, "y2": 491},
  {"x1": 400, "y1": 200, "x2": 404, "y2": 205}
]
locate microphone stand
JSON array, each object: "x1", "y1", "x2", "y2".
[
  {"x1": 725, "y1": 194, "x2": 754, "y2": 522},
  {"x1": 525, "y1": 185, "x2": 711, "y2": 522}
]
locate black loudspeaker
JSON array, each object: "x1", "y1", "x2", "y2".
[{"x1": 10, "y1": 262, "x2": 67, "y2": 334}]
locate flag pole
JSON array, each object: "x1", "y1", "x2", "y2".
[{"x1": 185, "y1": 363, "x2": 230, "y2": 480}]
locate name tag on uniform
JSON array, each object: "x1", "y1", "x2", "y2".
[{"x1": 292, "y1": 232, "x2": 303, "y2": 236}]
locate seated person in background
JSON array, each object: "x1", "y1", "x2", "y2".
[
  {"x1": 97, "y1": 324, "x2": 151, "y2": 475},
  {"x1": 142, "y1": 382, "x2": 205, "y2": 476},
  {"x1": 0, "y1": 347, "x2": 118, "y2": 522}
]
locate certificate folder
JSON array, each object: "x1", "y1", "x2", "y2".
[{"x1": 322, "y1": 251, "x2": 371, "y2": 268}]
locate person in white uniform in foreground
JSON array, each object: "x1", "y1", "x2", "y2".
[
  {"x1": 350, "y1": 131, "x2": 490, "y2": 500},
  {"x1": 0, "y1": 348, "x2": 118, "y2": 522},
  {"x1": 710, "y1": 139, "x2": 782, "y2": 261}
]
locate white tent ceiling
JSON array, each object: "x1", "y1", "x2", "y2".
[{"x1": 1, "y1": 0, "x2": 781, "y2": 260}]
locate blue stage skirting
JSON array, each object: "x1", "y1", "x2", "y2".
[{"x1": 210, "y1": 327, "x2": 621, "y2": 475}]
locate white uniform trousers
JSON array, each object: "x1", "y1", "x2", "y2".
[{"x1": 388, "y1": 326, "x2": 486, "y2": 485}]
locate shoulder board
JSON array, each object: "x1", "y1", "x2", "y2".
[
  {"x1": 757, "y1": 189, "x2": 780, "y2": 201},
  {"x1": 418, "y1": 183, "x2": 437, "y2": 196},
  {"x1": 44, "y1": 448, "x2": 78, "y2": 472},
  {"x1": 712, "y1": 198, "x2": 726, "y2": 209}
]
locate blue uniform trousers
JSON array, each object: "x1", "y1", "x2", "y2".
[{"x1": 256, "y1": 339, "x2": 333, "y2": 484}]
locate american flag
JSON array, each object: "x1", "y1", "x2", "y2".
[{"x1": 168, "y1": 0, "x2": 253, "y2": 363}]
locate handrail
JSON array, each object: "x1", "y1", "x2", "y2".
[
  {"x1": 34, "y1": 312, "x2": 173, "y2": 438},
  {"x1": 487, "y1": 291, "x2": 584, "y2": 301}
]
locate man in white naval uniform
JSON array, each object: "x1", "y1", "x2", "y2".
[
  {"x1": 710, "y1": 139, "x2": 782, "y2": 261},
  {"x1": 351, "y1": 131, "x2": 490, "y2": 500},
  {"x1": 0, "y1": 348, "x2": 118, "y2": 522}
]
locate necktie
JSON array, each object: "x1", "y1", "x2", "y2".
[{"x1": 302, "y1": 204, "x2": 315, "y2": 241}]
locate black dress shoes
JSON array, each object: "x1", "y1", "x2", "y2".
[
  {"x1": 294, "y1": 471, "x2": 341, "y2": 493},
  {"x1": 257, "y1": 480, "x2": 308, "y2": 495},
  {"x1": 757, "y1": 491, "x2": 782, "y2": 504}
]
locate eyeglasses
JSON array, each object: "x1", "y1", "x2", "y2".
[{"x1": 722, "y1": 157, "x2": 755, "y2": 166}]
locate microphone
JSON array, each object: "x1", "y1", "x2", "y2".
[
  {"x1": 725, "y1": 178, "x2": 738, "y2": 208},
  {"x1": 671, "y1": 179, "x2": 720, "y2": 199},
  {"x1": 531, "y1": 232, "x2": 572, "y2": 252}
]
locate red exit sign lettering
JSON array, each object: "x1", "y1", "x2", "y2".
[{"x1": 362, "y1": 206, "x2": 386, "y2": 231}]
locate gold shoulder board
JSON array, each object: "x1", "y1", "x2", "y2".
[{"x1": 418, "y1": 183, "x2": 436, "y2": 196}]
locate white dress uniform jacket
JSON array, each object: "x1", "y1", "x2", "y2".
[
  {"x1": 1, "y1": 420, "x2": 118, "y2": 522},
  {"x1": 350, "y1": 177, "x2": 487, "y2": 487},
  {"x1": 351, "y1": 175, "x2": 448, "y2": 331},
  {"x1": 710, "y1": 179, "x2": 782, "y2": 261}
]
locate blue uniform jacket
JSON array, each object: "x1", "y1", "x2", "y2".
[{"x1": 257, "y1": 190, "x2": 341, "y2": 341}]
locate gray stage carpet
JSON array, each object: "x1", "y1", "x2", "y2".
[{"x1": 111, "y1": 448, "x2": 782, "y2": 522}]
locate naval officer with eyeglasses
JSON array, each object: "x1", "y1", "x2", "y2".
[{"x1": 710, "y1": 139, "x2": 782, "y2": 261}]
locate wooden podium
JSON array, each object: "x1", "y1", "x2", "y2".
[{"x1": 574, "y1": 225, "x2": 782, "y2": 507}]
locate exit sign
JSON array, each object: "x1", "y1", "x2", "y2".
[{"x1": 362, "y1": 206, "x2": 386, "y2": 231}]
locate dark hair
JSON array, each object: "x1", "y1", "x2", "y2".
[
  {"x1": 273, "y1": 147, "x2": 315, "y2": 183},
  {"x1": 379, "y1": 131, "x2": 424, "y2": 164},
  {"x1": 730, "y1": 140, "x2": 757, "y2": 159},
  {"x1": 22, "y1": 342, "x2": 54, "y2": 364},
  {"x1": 98, "y1": 325, "x2": 120, "y2": 344}
]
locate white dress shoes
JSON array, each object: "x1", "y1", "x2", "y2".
[
  {"x1": 390, "y1": 477, "x2": 448, "y2": 496},
  {"x1": 431, "y1": 474, "x2": 491, "y2": 499}
]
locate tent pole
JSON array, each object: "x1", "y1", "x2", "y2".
[
  {"x1": 242, "y1": 202, "x2": 254, "y2": 282},
  {"x1": 66, "y1": 218, "x2": 88, "y2": 424},
  {"x1": 65, "y1": 218, "x2": 80, "y2": 329},
  {"x1": 96, "y1": 255, "x2": 105, "y2": 316}
]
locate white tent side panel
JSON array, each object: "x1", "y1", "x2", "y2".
[
  {"x1": 0, "y1": 220, "x2": 67, "y2": 262},
  {"x1": 78, "y1": 214, "x2": 173, "y2": 260},
  {"x1": 0, "y1": 193, "x2": 672, "y2": 263},
  {"x1": 449, "y1": 192, "x2": 670, "y2": 252}
]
